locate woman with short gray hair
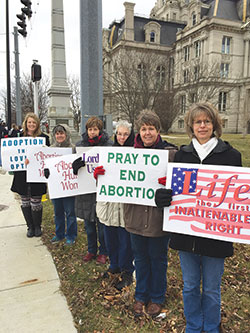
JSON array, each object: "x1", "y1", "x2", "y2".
[{"x1": 96, "y1": 119, "x2": 135, "y2": 290}]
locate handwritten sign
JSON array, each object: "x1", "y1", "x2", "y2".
[
  {"x1": 97, "y1": 147, "x2": 169, "y2": 206},
  {"x1": 163, "y1": 162, "x2": 250, "y2": 245},
  {"x1": 76, "y1": 147, "x2": 100, "y2": 175},
  {"x1": 45, "y1": 148, "x2": 99, "y2": 199},
  {"x1": 26, "y1": 146, "x2": 72, "y2": 182},
  {"x1": 1, "y1": 137, "x2": 45, "y2": 171}
]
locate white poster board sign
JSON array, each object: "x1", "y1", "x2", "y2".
[
  {"x1": 97, "y1": 147, "x2": 169, "y2": 206},
  {"x1": 26, "y1": 146, "x2": 72, "y2": 182},
  {"x1": 1, "y1": 137, "x2": 45, "y2": 171},
  {"x1": 76, "y1": 146, "x2": 100, "y2": 174},
  {"x1": 163, "y1": 162, "x2": 250, "y2": 245},
  {"x1": 45, "y1": 147, "x2": 99, "y2": 199}
]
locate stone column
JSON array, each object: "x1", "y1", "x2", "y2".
[
  {"x1": 124, "y1": 2, "x2": 135, "y2": 41},
  {"x1": 243, "y1": 38, "x2": 250, "y2": 77},
  {"x1": 48, "y1": 0, "x2": 79, "y2": 142},
  {"x1": 79, "y1": 0, "x2": 103, "y2": 132}
]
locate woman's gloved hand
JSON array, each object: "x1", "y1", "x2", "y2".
[
  {"x1": 155, "y1": 188, "x2": 173, "y2": 208},
  {"x1": 72, "y1": 157, "x2": 85, "y2": 175},
  {"x1": 93, "y1": 166, "x2": 105, "y2": 180}
]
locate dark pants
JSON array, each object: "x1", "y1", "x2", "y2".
[
  {"x1": 84, "y1": 218, "x2": 107, "y2": 255},
  {"x1": 130, "y1": 233, "x2": 170, "y2": 304},
  {"x1": 104, "y1": 225, "x2": 134, "y2": 273},
  {"x1": 52, "y1": 196, "x2": 77, "y2": 241}
]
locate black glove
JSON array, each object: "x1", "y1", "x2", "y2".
[
  {"x1": 44, "y1": 168, "x2": 50, "y2": 179},
  {"x1": 155, "y1": 188, "x2": 173, "y2": 208},
  {"x1": 72, "y1": 157, "x2": 85, "y2": 175}
]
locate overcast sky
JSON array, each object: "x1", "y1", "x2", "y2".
[{"x1": 0, "y1": 0, "x2": 155, "y2": 96}]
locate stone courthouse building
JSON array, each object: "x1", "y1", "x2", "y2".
[{"x1": 103, "y1": 0, "x2": 250, "y2": 134}]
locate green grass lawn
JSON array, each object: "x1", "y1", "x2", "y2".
[{"x1": 42, "y1": 134, "x2": 250, "y2": 332}]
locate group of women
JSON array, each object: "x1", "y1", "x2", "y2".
[{"x1": 10, "y1": 102, "x2": 242, "y2": 333}]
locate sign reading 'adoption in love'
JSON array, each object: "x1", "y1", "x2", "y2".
[
  {"x1": 1, "y1": 137, "x2": 45, "y2": 171},
  {"x1": 164, "y1": 162, "x2": 250, "y2": 245}
]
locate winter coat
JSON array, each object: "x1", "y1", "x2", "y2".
[
  {"x1": 51, "y1": 124, "x2": 74, "y2": 150},
  {"x1": 74, "y1": 130, "x2": 113, "y2": 221},
  {"x1": 124, "y1": 134, "x2": 178, "y2": 237},
  {"x1": 169, "y1": 139, "x2": 242, "y2": 258},
  {"x1": 11, "y1": 133, "x2": 50, "y2": 196},
  {"x1": 96, "y1": 130, "x2": 135, "y2": 227}
]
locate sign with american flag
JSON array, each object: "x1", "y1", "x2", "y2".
[{"x1": 164, "y1": 162, "x2": 250, "y2": 244}]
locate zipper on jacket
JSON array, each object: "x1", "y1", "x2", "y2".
[{"x1": 192, "y1": 240, "x2": 195, "y2": 252}]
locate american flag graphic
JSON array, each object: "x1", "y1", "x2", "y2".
[
  {"x1": 171, "y1": 167, "x2": 198, "y2": 195},
  {"x1": 163, "y1": 163, "x2": 250, "y2": 244}
]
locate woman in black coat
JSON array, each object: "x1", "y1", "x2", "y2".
[
  {"x1": 11, "y1": 112, "x2": 50, "y2": 237},
  {"x1": 155, "y1": 102, "x2": 242, "y2": 333},
  {"x1": 72, "y1": 116, "x2": 112, "y2": 265}
]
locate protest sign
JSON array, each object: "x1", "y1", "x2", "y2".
[
  {"x1": 163, "y1": 162, "x2": 250, "y2": 245},
  {"x1": 45, "y1": 148, "x2": 98, "y2": 199},
  {"x1": 76, "y1": 146, "x2": 100, "y2": 175},
  {"x1": 1, "y1": 137, "x2": 45, "y2": 171},
  {"x1": 26, "y1": 146, "x2": 72, "y2": 182},
  {"x1": 97, "y1": 147, "x2": 169, "y2": 206}
]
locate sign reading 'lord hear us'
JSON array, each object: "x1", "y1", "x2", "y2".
[{"x1": 163, "y1": 162, "x2": 250, "y2": 245}]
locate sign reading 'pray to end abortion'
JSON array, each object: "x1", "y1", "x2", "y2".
[
  {"x1": 97, "y1": 147, "x2": 169, "y2": 206},
  {"x1": 163, "y1": 162, "x2": 250, "y2": 245},
  {"x1": 1, "y1": 137, "x2": 45, "y2": 171}
]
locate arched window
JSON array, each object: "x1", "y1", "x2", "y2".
[{"x1": 150, "y1": 31, "x2": 155, "y2": 43}]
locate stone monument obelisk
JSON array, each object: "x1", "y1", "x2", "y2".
[
  {"x1": 79, "y1": 0, "x2": 103, "y2": 131},
  {"x1": 48, "y1": 0, "x2": 79, "y2": 141}
]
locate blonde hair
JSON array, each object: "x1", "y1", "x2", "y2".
[
  {"x1": 185, "y1": 102, "x2": 222, "y2": 138},
  {"x1": 22, "y1": 113, "x2": 41, "y2": 137}
]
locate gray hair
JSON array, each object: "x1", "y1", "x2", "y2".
[{"x1": 115, "y1": 120, "x2": 132, "y2": 134}]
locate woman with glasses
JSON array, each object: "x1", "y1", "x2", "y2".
[{"x1": 155, "y1": 102, "x2": 242, "y2": 332}]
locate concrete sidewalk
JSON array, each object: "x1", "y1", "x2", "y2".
[{"x1": 0, "y1": 170, "x2": 76, "y2": 333}]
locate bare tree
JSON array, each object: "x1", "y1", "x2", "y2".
[
  {"x1": 103, "y1": 49, "x2": 178, "y2": 130},
  {"x1": 68, "y1": 75, "x2": 81, "y2": 132},
  {"x1": 1, "y1": 72, "x2": 50, "y2": 125}
]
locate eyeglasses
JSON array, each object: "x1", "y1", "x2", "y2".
[
  {"x1": 117, "y1": 132, "x2": 129, "y2": 137},
  {"x1": 193, "y1": 120, "x2": 212, "y2": 126}
]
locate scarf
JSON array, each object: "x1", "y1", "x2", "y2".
[
  {"x1": 88, "y1": 134, "x2": 103, "y2": 146},
  {"x1": 134, "y1": 133, "x2": 160, "y2": 149},
  {"x1": 192, "y1": 137, "x2": 218, "y2": 162}
]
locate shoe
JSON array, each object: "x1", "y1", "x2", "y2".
[
  {"x1": 65, "y1": 239, "x2": 75, "y2": 246},
  {"x1": 146, "y1": 302, "x2": 162, "y2": 317},
  {"x1": 103, "y1": 267, "x2": 120, "y2": 278},
  {"x1": 133, "y1": 300, "x2": 145, "y2": 317},
  {"x1": 27, "y1": 228, "x2": 34, "y2": 238},
  {"x1": 96, "y1": 254, "x2": 107, "y2": 264},
  {"x1": 115, "y1": 271, "x2": 133, "y2": 291},
  {"x1": 51, "y1": 236, "x2": 62, "y2": 243},
  {"x1": 83, "y1": 252, "x2": 96, "y2": 262}
]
